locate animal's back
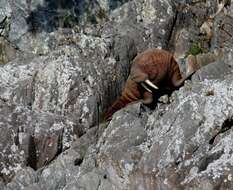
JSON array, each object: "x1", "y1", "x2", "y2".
[{"x1": 131, "y1": 48, "x2": 182, "y2": 88}]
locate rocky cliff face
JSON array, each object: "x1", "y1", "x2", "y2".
[{"x1": 1, "y1": 0, "x2": 233, "y2": 189}]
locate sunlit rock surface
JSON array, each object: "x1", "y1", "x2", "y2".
[{"x1": 1, "y1": 0, "x2": 233, "y2": 189}]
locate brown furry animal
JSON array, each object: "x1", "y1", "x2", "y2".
[{"x1": 104, "y1": 48, "x2": 221, "y2": 120}]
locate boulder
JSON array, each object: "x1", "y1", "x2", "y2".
[
  {"x1": 1, "y1": 0, "x2": 233, "y2": 189},
  {"x1": 0, "y1": 100, "x2": 77, "y2": 182},
  {"x1": 95, "y1": 73, "x2": 233, "y2": 190},
  {"x1": 192, "y1": 50, "x2": 233, "y2": 82}
]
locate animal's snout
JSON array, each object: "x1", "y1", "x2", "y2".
[{"x1": 129, "y1": 70, "x2": 148, "y2": 83}]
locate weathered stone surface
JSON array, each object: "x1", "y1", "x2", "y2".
[
  {"x1": 211, "y1": 6, "x2": 233, "y2": 50},
  {"x1": 0, "y1": 0, "x2": 177, "y2": 130},
  {"x1": 4, "y1": 0, "x2": 107, "y2": 41},
  {"x1": 104, "y1": 0, "x2": 176, "y2": 51},
  {"x1": 94, "y1": 73, "x2": 233, "y2": 190},
  {"x1": 0, "y1": 0, "x2": 177, "y2": 56},
  {"x1": 7, "y1": 64, "x2": 233, "y2": 190},
  {"x1": 1, "y1": 0, "x2": 233, "y2": 190},
  {"x1": 0, "y1": 179, "x2": 6, "y2": 190},
  {"x1": 0, "y1": 100, "x2": 77, "y2": 182},
  {"x1": 192, "y1": 51, "x2": 233, "y2": 82},
  {"x1": 171, "y1": 0, "x2": 218, "y2": 58},
  {"x1": 0, "y1": 37, "x2": 17, "y2": 64},
  {"x1": 0, "y1": 32, "x2": 134, "y2": 128},
  {"x1": 6, "y1": 167, "x2": 38, "y2": 190},
  {"x1": 0, "y1": 0, "x2": 11, "y2": 37}
]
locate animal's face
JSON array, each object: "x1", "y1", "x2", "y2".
[
  {"x1": 130, "y1": 50, "x2": 165, "y2": 92},
  {"x1": 130, "y1": 67, "x2": 159, "y2": 93},
  {"x1": 130, "y1": 66, "x2": 148, "y2": 83},
  {"x1": 130, "y1": 56, "x2": 159, "y2": 83}
]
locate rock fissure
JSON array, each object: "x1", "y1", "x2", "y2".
[
  {"x1": 209, "y1": 117, "x2": 233, "y2": 145},
  {"x1": 167, "y1": 8, "x2": 178, "y2": 47},
  {"x1": 1, "y1": 0, "x2": 233, "y2": 189},
  {"x1": 198, "y1": 149, "x2": 224, "y2": 172}
]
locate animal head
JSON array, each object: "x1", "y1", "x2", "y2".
[
  {"x1": 129, "y1": 65, "x2": 158, "y2": 93},
  {"x1": 129, "y1": 49, "x2": 167, "y2": 92}
]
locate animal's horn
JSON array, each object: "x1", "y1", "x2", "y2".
[
  {"x1": 145, "y1": 79, "x2": 159, "y2": 90},
  {"x1": 141, "y1": 83, "x2": 152, "y2": 93}
]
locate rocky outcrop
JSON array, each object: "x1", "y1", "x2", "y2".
[
  {"x1": 0, "y1": 0, "x2": 178, "y2": 137},
  {"x1": 1, "y1": 0, "x2": 233, "y2": 189},
  {"x1": 0, "y1": 37, "x2": 16, "y2": 64},
  {"x1": 0, "y1": 99, "x2": 78, "y2": 182},
  {"x1": 0, "y1": 0, "x2": 176, "y2": 55},
  {"x1": 4, "y1": 57, "x2": 233, "y2": 189},
  {"x1": 95, "y1": 77, "x2": 233, "y2": 190}
]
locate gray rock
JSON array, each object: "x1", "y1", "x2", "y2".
[
  {"x1": 171, "y1": 0, "x2": 218, "y2": 58},
  {"x1": 192, "y1": 56, "x2": 233, "y2": 82},
  {"x1": 96, "y1": 103, "x2": 149, "y2": 189},
  {"x1": 0, "y1": 0, "x2": 11, "y2": 37},
  {"x1": 6, "y1": 0, "x2": 107, "y2": 41},
  {"x1": 7, "y1": 0, "x2": 31, "y2": 42},
  {"x1": 173, "y1": 28, "x2": 191, "y2": 60},
  {"x1": 63, "y1": 182, "x2": 85, "y2": 190},
  {"x1": 0, "y1": 37, "x2": 17, "y2": 64},
  {"x1": 1, "y1": 0, "x2": 177, "y2": 56},
  {"x1": 94, "y1": 74, "x2": 233, "y2": 190},
  {"x1": 1, "y1": 1, "x2": 233, "y2": 190},
  {"x1": 0, "y1": 0, "x2": 178, "y2": 126},
  {"x1": 0, "y1": 101, "x2": 28, "y2": 182},
  {"x1": 37, "y1": 145, "x2": 81, "y2": 190},
  {"x1": 0, "y1": 179, "x2": 6, "y2": 190},
  {"x1": 0, "y1": 31, "x2": 136, "y2": 129},
  {"x1": 211, "y1": 8, "x2": 233, "y2": 51},
  {"x1": 23, "y1": 183, "x2": 46, "y2": 190},
  {"x1": 0, "y1": 100, "x2": 77, "y2": 182},
  {"x1": 0, "y1": 0, "x2": 178, "y2": 131},
  {"x1": 6, "y1": 167, "x2": 37, "y2": 190},
  {"x1": 105, "y1": 0, "x2": 176, "y2": 50}
]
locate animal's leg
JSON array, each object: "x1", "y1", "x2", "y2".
[{"x1": 141, "y1": 91, "x2": 153, "y2": 104}]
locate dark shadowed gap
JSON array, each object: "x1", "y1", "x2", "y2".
[
  {"x1": 26, "y1": 0, "x2": 131, "y2": 33},
  {"x1": 209, "y1": 117, "x2": 233, "y2": 145},
  {"x1": 27, "y1": 136, "x2": 37, "y2": 170},
  {"x1": 27, "y1": 0, "x2": 99, "y2": 32}
]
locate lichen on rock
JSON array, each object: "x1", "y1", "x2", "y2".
[{"x1": 1, "y1": 0, "x2": 233, "y2": 190}]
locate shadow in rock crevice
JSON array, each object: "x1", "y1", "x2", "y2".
[
  {"x1": 27, "y1": 0, "x2": 100, "y2": 32},
  {"x1": 209, "y1": 117, "x2": 233, "y2": 145},
  {"x1": 26, "y1": 0, "x2": 131, "y2": 33}
]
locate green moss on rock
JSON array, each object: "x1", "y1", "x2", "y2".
[{"x1": 187, "y1": 43, "x2": 208, "y2": 56}]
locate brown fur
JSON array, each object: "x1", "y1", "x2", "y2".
[
  {"x1": 105, "y1": 47, "x2": 223, "y2": 120},
  {"x1": 130, "y1": 49, "x2": 183, "y2": 88},
  {"x1": 104, "y1": 49, "x2": 187, "y2": 120}
]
